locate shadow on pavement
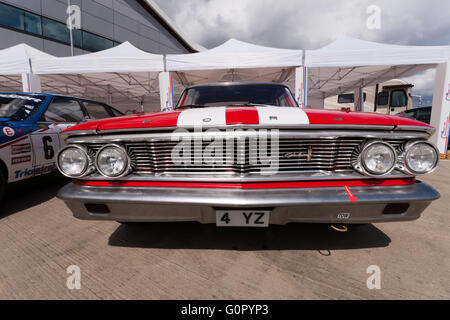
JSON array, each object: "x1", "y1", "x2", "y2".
[
  {"x1": 0, "y1": 173, "x2": 70, "y2": 219},
  {"x1": 108, "y1": 222, "x2": 391, "y2": 251}
]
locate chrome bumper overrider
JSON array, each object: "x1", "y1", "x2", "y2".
[{"x1": 57, "y1": 181, "x2": 440, "y2": 224}]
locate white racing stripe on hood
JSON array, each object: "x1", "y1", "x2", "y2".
[
  {"x1": 177, "y1": 107, "x2": 227, "y2": 127},
  {"x1": 255, "y1": 106, "x2": 310, "y2": 125}
]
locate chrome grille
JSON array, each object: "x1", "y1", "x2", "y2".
[
  {"x1": 85, "y1": 138, "x2": 389, "y2": 176},
  {"x1": 130, "y1": 138, "x2": 365, "y2": 175}
]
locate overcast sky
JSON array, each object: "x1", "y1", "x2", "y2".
[{"x1": 155, "y1": 0, "x2": 450, "y2": 105}]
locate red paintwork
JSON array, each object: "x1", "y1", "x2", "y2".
[
  {"x1": 303, "y1": 109, "x2": 433, "y2": 128},
  {"x1": 75, "y1": 178, "x2": 415, "y2": 189},
  {"x1": 63, "y1": 112, "x2": 181, "y2": 133},
  {"x1": 63, "y1": 106, "x2": 432, "y2": 133},
  {"x1": 63, "y1": 119, "x2": 101, "y2": 131},
  {"x1": 225, "y1": 107, "x2": 259, "y2": 125},
  {"x1": 97, "y1": 111, "x2": 181, "y2": 131},
  {"x1": 304, "y1": 109, "x2": 393, "y2": 126}
]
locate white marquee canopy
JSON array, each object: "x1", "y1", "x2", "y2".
[
  {"x1": 0, "y1": 36, "x2": 449, "y2": 152},
  {"x1": 0, "y1": 43, "x2": 53, "y2": 75},
  {"x1": 303, "y1": 35, "x2": 450, "y2": 101},
  {"x1": 166, "y1": 38, "x2": 303, "y2": 85},
  {"x1": 0, "y1": 43, "x2": 54, "y2": 93},
  {"x1": 32, "y1": 42, "x2": 164, "y2": 110}
]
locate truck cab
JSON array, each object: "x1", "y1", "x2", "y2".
[{"x1": 324, "y1": 79, "x2": 414, "y2": 114}]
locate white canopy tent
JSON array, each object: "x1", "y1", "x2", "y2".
[
  {"x1": 0, "y1": 43, "x2": 54, "y2": 93},
  {"x1": 0, "y1": 43, "x2": 53, "y2": 74},
  {"x1": 1, "y1": 37, "x2": 449, "y2": 153},
  {"x1": 166, "y1": 39, "x2": 303, "y2": 85},
  {"x1": 302, "y1": 35, "x2": 450, "y2": 106},
  {"x1": 158, "y1": 38, "x2": 305, "y2": 111},
  {"x1": 32, "y1": 42, "x2": 164, "y2": 112},
  {"x1": 286, "y1": 35, "x2": 450, "y2": 153}
]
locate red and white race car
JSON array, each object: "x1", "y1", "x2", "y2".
[{"x1": 56, "y1": 83, "x2": 440, "y2": 227}]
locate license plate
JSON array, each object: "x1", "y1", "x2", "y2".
[{"x1": 216, "y1": 210, "x2": 270, "y2": 227}]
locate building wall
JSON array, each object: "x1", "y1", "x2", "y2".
[{"x1": 0, "y1": 0, "x2": 189, "y2": 56}]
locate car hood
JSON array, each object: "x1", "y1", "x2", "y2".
[{"x1": 63, "y1": 106, "x2": 433, "y2": 133}]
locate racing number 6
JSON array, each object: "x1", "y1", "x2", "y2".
[{"x1": 42, "y1": 136, "x2": 55, "y2": 160}]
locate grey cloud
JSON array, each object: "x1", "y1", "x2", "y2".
[
  {"x1": 155, "y1": 0, "x2": 450, "y2": 49},
  {"x1": 155, "y1": 0, "x2": 450, "y2": 97}
]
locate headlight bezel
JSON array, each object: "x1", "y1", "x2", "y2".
[
  {"x1": 94, "y1": 144, "x2": 131, "y2": 178},
  {"x1": 403, "y1": 140, "x2": 439, "y2": 175},
  {"x1": 57, "y1": 145, "x2": 92, "y2": 178},
  {"x1": 357, "y1": 140, "x2": 397, "y2": 177}
]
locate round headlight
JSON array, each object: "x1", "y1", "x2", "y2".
[
  {"x1": 361, "y1": 141, "x2": 396, "y2": 176},
  {"x1": 57, "y1": 146, "x2": 89, "y2": 178},
  {"x1": 95, "y1": 144, "x2": 129, "y2": 178},
  {"x1": 405, "y1": 141, "x2": 438, "y2": 174}
]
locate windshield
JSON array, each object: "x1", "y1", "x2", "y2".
[
  {"x1": 176, "y1": 84, "x2": 298, "y2": 108},
  {"x1": 0, "y1": 94, "x2": 46, "y2": 121}
]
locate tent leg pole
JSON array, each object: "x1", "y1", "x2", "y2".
[
  {"x1": 295, "y1": 66, "x2": 306, "y2": 108},
  {"x1": 21, "y1": 73, "x2": 41, "y2": 92},
  {"x1": 430, "y1": 62, "x2": 450, "y2": 155},
  {"x1": 159, "y1": 71, "x2": 174, "y2": 111}
]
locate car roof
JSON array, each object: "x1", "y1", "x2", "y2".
[
  {"x1": 0, "y1": 92, "x2": 111, "y2": 104},
  {"x1": 185, "y1": 82, "x2": 291, "y2": 90},
  {"x1": 0, "y1": 92, "x2": 52, "y2": 97}
]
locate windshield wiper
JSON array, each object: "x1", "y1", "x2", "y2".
[{"x1": 226, "y1": 103, "x2": 270, "y2": 107}]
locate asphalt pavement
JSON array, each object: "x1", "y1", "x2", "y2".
[{"x1": 0, "y1": 162, "x2": 449, "y2": 299}]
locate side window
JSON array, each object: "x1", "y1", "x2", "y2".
[
  {"x1": 41, "y1": 97, "x2": 85, "y2": 123},
  {"x1": 390, "y1": 90, "x2": 407, "y2": 107},
  {"x1": 82, "y1": 101, "x2": 113, "y2": 119},
  {"x1": 109, "y1": 107, "x2": 123, "y2": 117},
  {"x1": 338, "y1": 93, "x2": 366, "y2": 104},
  {"x1": 377, "y1": 92, "x2": 389, "y2": 106},
  {"x1": 416, "y1": 108, "x2": 431, "y2": 123}
]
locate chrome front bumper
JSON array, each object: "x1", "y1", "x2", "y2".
[{"x1": 57, "y1": 181, "x2": 440, "y2": 224}]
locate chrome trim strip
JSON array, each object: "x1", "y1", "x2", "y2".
[
  {"x1": 86, "y1": 124, "x2": 398, "y2": 135},
  {"x1": 66, "y1": 130, "x2": 430, "y2": 144},
  {"x1": 395, "y1": 125, "x2": 435, "y2": 134},
  {"x1": 62, "y1": 130, "x2": 98, "y2": 139},
  {"x1": 78, "y1": 170, "x2": 413, "y2": 182},
  {"x1": 62, "y1": 124, "x2": 433, "y2": 137}
]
